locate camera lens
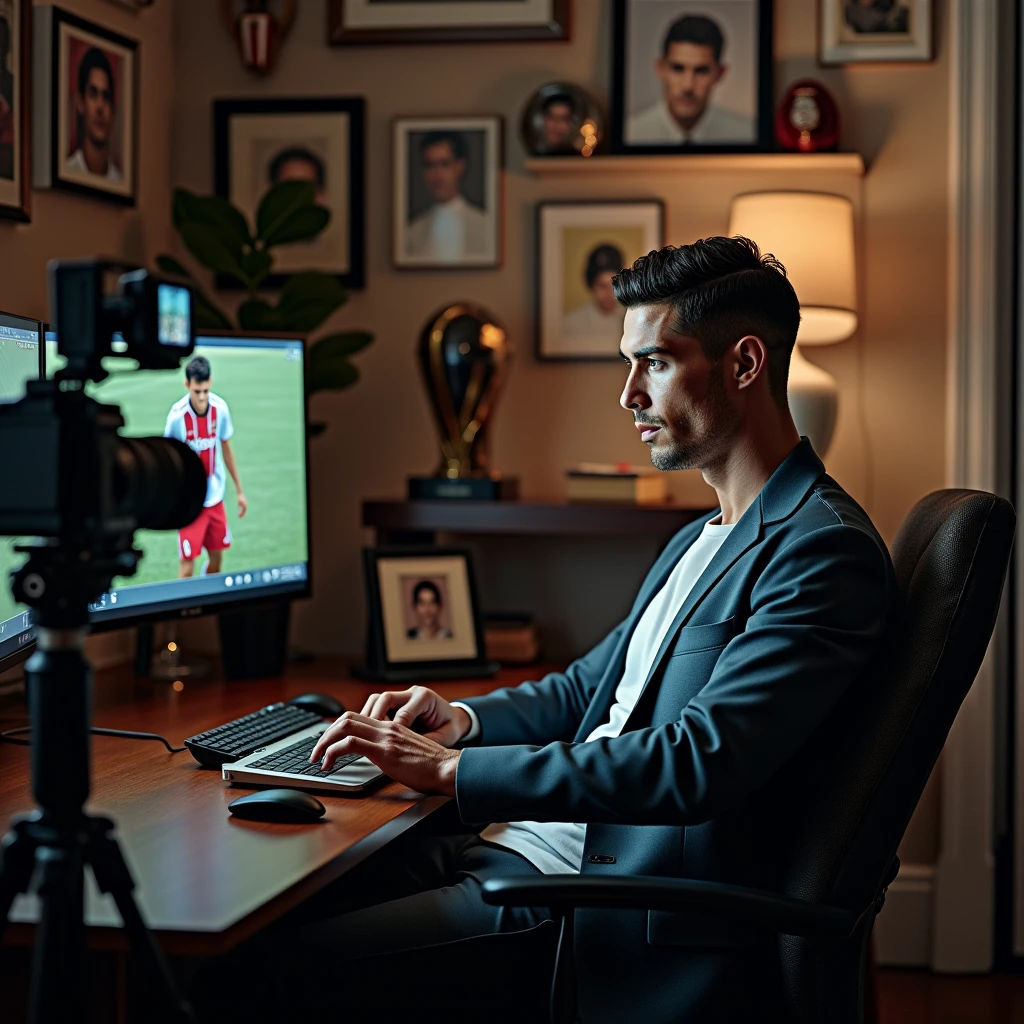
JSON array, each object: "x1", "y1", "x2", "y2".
[{"x1": 113, "y1": 437, "x2": 207, "y2": 531}]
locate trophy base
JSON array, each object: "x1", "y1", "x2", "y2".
[{"x1": 407, "y1": 476, "x2": 519, "y2": 501}]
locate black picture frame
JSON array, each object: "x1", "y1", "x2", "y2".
[
  {"x1": 610, "y1": 0, "x2": 774, "y2": 155},
  {"x1": 213, "y1": 96, "x2": 366, "y2": 291},
  {"x1": 356, "y1": 546, "x2": 499, "y2": 684},
  {"x1": 328, "y1": 0, "x2": 570, "y2": 45},
  {"x1": 535, "y1": 198, "x2": 665, "y2": 362},
  {"x1": 0, "y1": 0, "x2": 31, "y2": 222},
  {"x1": 33, "y1": 5, "x2": 138, "y2": 206}
]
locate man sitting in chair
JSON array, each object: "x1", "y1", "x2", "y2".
[{"x1": 194, "y1": 236, "x2": 898, "y2": 1022}]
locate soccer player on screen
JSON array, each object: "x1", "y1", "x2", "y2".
[{"x1": 164, "y1": 356, "x2": 248, "y2": 578}]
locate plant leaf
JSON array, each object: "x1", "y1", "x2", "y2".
[
  {"x1": 263, "y1": 204, "x2": 331, "y2": 248},
  {"x1": 241, "y1": 248, "x2": 273, "y2": 290},
  {"x1": 256, "y1": 180, "x2": 316, "y2": 243},
  {"x1": 173, "y1": 189, "x2": 253, "y2": 248},
  {"x1": 310, "y1": 331, "x2": 373, "y2": 362},
  {"x1": 237, "y1": 299, "x2": 282, "y2": 331},
  {"x1": 275, "y1": 271, "x2": 348, "y2": 332},
  {"x1": 155, "y1": 253, "x2": 191, "y2": 278},
  {"x1": 179, "y1": 222, "x2": 248, "y2": 284},
  {"x1": 309, "y1": 357, "x2": 359, "y2": 394}
]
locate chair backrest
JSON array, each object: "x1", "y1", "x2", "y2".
[{"x1": 776, "y1": 489, "x2": 1015, "y2": 1019}]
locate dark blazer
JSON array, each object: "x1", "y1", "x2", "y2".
[{"x1": 456, "y1": 439, "x2": 900, "y2": 1022}]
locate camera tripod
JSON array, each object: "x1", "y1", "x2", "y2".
[{"x1": 0, "y1": 544, "x2": 197, "y2": 1023}]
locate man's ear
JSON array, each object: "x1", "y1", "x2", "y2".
[
  {"x1": 714, "y1": 62, "x2": 729, "y2": 85},
  {"x1": 733, "y1": 335, "x2": 768, "y2": 391}
]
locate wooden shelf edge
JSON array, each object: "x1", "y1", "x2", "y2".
[{"x1": 523, "y1": 152, "x2": 866, "y2": 177}]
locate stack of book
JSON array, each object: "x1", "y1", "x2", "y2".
[
  {"x1": 565, "y1": 462, "x2": 668, "y2": 505},
  {"x1": 484, "y1": 613, "x2": 540, "y2": 664}
]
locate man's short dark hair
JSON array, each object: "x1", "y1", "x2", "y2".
[
  {"x1": 412, "y1": 580, "x2": 442, "y2": 606},
  {"x1": 267, "y1": 146, "x2": 325, "y2": 190},
  {"x1": 185, "y1": 356, "x2": 211, "y2": 383},
  {"x1": 613, "y1": 236, "x2": 801, "y2": 404},
  {"x1": 585, "y1": 243, "x2": 624, "y2": 288},
  {"x1": 542, "y1": 93, "x2": 574, "y2": 113},
  {"x1": 78, "y1": 47, "x2": 114, "y2": 103},
  {"x1": 419, "y1": 131, "x2": 467, "y2": 162},
  {"x1": 662, "y1": 14, "x2": 725, "y2": 62}
]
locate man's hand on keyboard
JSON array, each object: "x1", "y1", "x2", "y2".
[
  {"x1": 359, "y1": 686, "x2": 472, "y2": 748},
  {"x1": 310, "y1": 712, "x2": 461, "y2": 796}
]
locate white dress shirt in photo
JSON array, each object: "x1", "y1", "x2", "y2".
[{"x1": 626, "y1": 101, "x2": 755, "y2": 145}]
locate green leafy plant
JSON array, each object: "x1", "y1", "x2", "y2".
[{"x1": 156, "y1": 182, "x2": 372, "y2": 435}]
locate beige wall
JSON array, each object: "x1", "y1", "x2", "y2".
[
  {"x1": 0, "y1": 0, "x2": 176, "y2": 673},
  {"x1": 171, "y1": 1, "x2": 947, "y2": 852}
]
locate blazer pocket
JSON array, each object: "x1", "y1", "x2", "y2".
[{"x1": 669, "y1": 617, "x2": 735, "y2": 657}]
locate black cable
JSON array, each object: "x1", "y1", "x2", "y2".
[{"x1": 0, "y1": 725, "x2": 187, "y2": 753}]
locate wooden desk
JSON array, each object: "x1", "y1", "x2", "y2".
[{"x1": 0, "y1": 661, "x2": 541, "y2": 956}]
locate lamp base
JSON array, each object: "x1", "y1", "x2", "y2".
[{"x1": 788, "y1": 344, "x2": 838, "y2": 457}]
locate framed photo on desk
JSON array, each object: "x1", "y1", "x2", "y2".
[{"x1": 358, "y1": 547, "x2": 498, "y2": 683}]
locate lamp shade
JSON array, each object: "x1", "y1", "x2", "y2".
[{"x1": 728, "y1": 191, "x2": 857, "y2": 345}]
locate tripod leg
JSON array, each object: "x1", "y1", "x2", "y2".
[
  {"x1": 0, "y1": 820, "x2": 42, "y2": 943},
  {"x1": 29, "y1": 840, "x2": 87, "y2": 1022},
  {"x1": 86, "y1": 821, "x2": 198, "y2": 1024}
]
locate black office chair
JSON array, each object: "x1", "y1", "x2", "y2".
[{"x1": 483, "y1": 489, "x2": 1016, "y2": 1024}]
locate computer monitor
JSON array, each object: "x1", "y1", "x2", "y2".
[
  {"x1": 0, "y1": 312, "x2": 41, "y2": 671},
  {"x1": 42, "y1": 330, "x2": 311, "y2": 629}
]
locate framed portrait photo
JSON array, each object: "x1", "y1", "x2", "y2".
[
  {"x1": 537, "y1": 200, "x2": 664, "y2": 361},
  {"x1": 819, "y1": 0, "x2": 932, "y2": 65},
  {"x1": 214, "y1": 97, "x2": 366, "y2": 290},
  {"x1": 393, "y1": 115, "x2": 502, "y2": 270},
  {"x1": 612, "y1": 0, "x2": 773, "y2": 154},
  {"x1": 32, "y1": 6, "x2": 137, "y2": 205},
  {"x1": 359, "y1": 548, "x2": 498, "y2": 683},
  {"x1": 328, "y1": 0, "x2": 570, "y2": 44},
  {"x1": 0, "y1": 0, "x2": 30, "y2": 221}
]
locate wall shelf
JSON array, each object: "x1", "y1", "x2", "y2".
[
  {"x1": 363, "y1": 499, "x2": 713, "y2": 544},
  {"x1": 523, "y1": 152, "x2": 865, "y2": 178}
]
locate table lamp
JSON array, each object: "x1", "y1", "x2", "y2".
[{"x1": 727, "y1": 191, "x2": 857, "y2": 456}]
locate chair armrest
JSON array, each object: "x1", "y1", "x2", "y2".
[{"x1": 481, "y1": 875, "x2": 862, "y2": 939}]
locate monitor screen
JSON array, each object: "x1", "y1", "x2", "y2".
[
  {"x1": 0, "y1": 313, "x2": 40, "y2": 669},
  {"x1": 0, "y1": 311, "x2": 40, "y2": 403},
  {"x1": 44, "y1": 331, "x2": 310, "y2": 626}
]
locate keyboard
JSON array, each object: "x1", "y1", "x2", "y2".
[
  {"x1": 185, "y1": 702, "x2": 324, "y2": 769},
  {"x1": 246, "y1": 734, "x2": 361, "y2": 778}
]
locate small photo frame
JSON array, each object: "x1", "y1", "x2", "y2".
[
  {"x1": 612, "y1": 0, "x2": 773, "y2": 154},
  {"x1": 393, "y1": 116, "x2": 502, "y2": 270},
  {"x1": 819, "y1": 0, "x2": 932, "y2": 65},
  {"x1": 32, "y1": 5, "x2": 138, "y2": 205},
  {"x1": 537, "y1": 200, "x2": 664, "y2": 361},
  {"x1": 214, "y1": 97, "x2": 366, "y2": 290},
  {"x1": 361, "y1": 547, "x2": 497, "y2": 682},
  {"x1": 328, "y1": 0, "x2": 570, "y2": 44},
  {"x1": 0, "y1": 0, "x2": 30, "y2": 221}
]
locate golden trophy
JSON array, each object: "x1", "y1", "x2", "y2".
[{"x1": 408, "y1": 303, "x2": 517, "y2": 500}]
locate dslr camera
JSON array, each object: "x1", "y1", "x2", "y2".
[{"x1": 0, "y1": 258, "x2": 207, "y2": 620}]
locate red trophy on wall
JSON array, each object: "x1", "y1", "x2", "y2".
[{"x1": 776, "y1": 79, "x2": 840, "y2": 153}]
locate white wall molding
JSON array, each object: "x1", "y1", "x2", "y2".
[
  {"x1": 935, "y1": 0, "x2": 1001, "y2": 973},
  {"x1": 874, "y1": 863, "x2": 935, "y2": 967}
]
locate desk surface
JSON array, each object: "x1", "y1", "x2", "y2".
[{"x1": 0, "y1": 661, "x2": 540, "y2": 955}]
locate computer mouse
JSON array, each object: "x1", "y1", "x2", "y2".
[
  {"x1": 287, "y1": 692, "x2": 344, "y2": 718},
  {"x1": 228, "y1": 788, "x2": 326, "y2": 824}
]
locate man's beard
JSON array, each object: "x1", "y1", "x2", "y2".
[{"x1": 649, "y1": 366, "x2": 735, "y2": 471}]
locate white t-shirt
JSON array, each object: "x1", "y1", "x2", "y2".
[
  {"x1": 163, "y1": 394, "x2": 234, "y2": 508},
  {"x1": 458, "y1": 518, "x2": 735, "y2": 874},
  {"x1": 66, "y1": 148, "x2": 123, "y2": 182},
  {"x1": 625, "y1": 101, "x2": 756, "y2": 145}
]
